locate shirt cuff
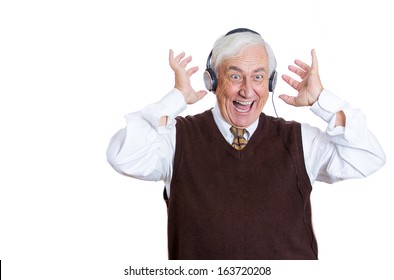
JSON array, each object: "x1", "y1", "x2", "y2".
[
  {"x1": 310, "y1": 89, "x2": 348, "y2": 123},
  {"x1": 139, "y1": 88, "x2": 187, "y2": 130}
]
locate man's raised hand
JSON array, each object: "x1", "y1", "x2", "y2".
[{"x1": 169, "y1": 49, "x2": 207, "y2": 104}]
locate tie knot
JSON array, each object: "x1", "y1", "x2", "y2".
[
  {"x1": 230, "y1": 126, "x2": 248, "y2": 150},
  {"x1": 230, "y1": 126, "x2": 246, "y2": 138}
]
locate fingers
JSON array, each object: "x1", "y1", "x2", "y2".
[
  {"x1": 186, "y1": 66, "x2": 199, "y2": 77},
  {"x1": 174, "y1": 51, "x2": 186, "y2": 62},
  {"x1": 286, "y1": 49, "x2": 318, "y2": 82},
  {"x1": 288, "y1": 65, "x2": 307, "y2": 79},
  {"x1": 173, "y1": 51, "x2": 192, "y2": 68},
  {"x1": 294, "y1": 59, "x2": 310, "y2": 72},
  {"x1": 169, "y1": 49, "x2": 193, "y2": 71},
  {"x1": 291, "y1": 49, "x2": 318, "y2": 72},
  {"x1": 282, "y1": 74, "x2": 301, "y2": 91},
  {"x1": 179, "y1": 56, "x2": 192, "y2": 69},
  {"x1": 287, "y1": 58, "x2": 310, "y2": 80}
]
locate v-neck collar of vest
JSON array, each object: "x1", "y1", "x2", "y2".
[{"x1": 207, "y1": 110, "x2": 266, "y2": 159}]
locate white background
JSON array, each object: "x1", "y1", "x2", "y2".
[{"x1": 0, "y1": 0, "x2": 392, "y2": 279}]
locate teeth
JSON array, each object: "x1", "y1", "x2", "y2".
[
  {"x1": 233, "y1": 100, "x2": 254, "y2": 113},
  {"x1": 235, "y1": 101, "x2": 253, "y2": 105}
]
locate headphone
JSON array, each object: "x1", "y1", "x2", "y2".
[{"x1": 203, "y1": 28, "x2": 277, "y2": 93}]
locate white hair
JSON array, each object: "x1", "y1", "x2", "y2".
[{"x1": 210, "y1": 31, "x2": 277, "y2": 77}]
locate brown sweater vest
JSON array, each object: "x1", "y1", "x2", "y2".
[{"x1": 164, "y1": 110, "x2": 318, "y2": 260}]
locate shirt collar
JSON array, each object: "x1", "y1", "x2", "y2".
[{"x1": 212, "y1": 102, "x2": 259, "y2": 141}]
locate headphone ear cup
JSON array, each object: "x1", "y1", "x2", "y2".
[
  {"x1": 269, "y1": 70, "x2": 277, "y2": 92},
  {"x1": 203, "y1": 68, "x2": 217, "y2": 92}
]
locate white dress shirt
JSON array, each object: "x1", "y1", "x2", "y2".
[{"x1": 107, "y1": 88, "x2": 386, "y2": 197}]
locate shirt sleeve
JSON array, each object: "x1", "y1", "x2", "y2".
[
  {"x1": 106, "y1": 88, "x2": 186, "y2": 187},
  {"x1": 301, "y1": 89, "x2": 386, "y2": 184}
]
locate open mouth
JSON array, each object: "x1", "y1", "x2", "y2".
[{"x1": 233, "y1": 100, "x2": 255, "y2": 113}]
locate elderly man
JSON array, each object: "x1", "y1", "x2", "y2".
[{"x1": 107, "y1": 28, "x2": 385, "y2": 260}]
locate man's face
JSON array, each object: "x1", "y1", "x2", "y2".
[{"x1": 216, "y1": 44, "x2": 270, "y2": 129}]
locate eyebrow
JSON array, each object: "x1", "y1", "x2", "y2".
[{"x1": 228, "y1": 66, "x2": 267, "y2": 73}]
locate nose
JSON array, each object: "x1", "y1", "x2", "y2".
[{"x1": 239, "y1": 78, "x2": 254, "y2": 98}]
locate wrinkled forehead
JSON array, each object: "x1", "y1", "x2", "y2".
[{"x1": 220, "y1": 45, "x2": 269, "y2": 72}]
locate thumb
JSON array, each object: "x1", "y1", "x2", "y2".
[
  {"x1": 186, "y1": 90, "x2": 208, "y2": 105},
  {"x1": 311, "y1": 48, "x2": 318, "y2": 71},
  {"x1": 196, "y1": 90, "x2": 208, "y2": 100},
  {"x1": 278, "y1": 94, "x2": 297, "y2": 106}
]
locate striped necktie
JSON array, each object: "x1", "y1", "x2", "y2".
[{"x1": 230, "y1": 126, "x2": 248, "y2": 150}]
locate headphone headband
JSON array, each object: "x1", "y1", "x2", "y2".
[{"x1": 225, "y1": 28, "x2": 260, "y2": 36}]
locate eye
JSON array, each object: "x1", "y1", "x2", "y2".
[
  {"x1": 255, "y1": 74, "x2": 263, "y2": 81},
  {"x1": 231, "y1": 74, "x2": 241, "y2": 81}
]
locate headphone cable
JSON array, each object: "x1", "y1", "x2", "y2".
[{"x1": 272, "y1": 89, "x2": 279, "y2": 118}]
